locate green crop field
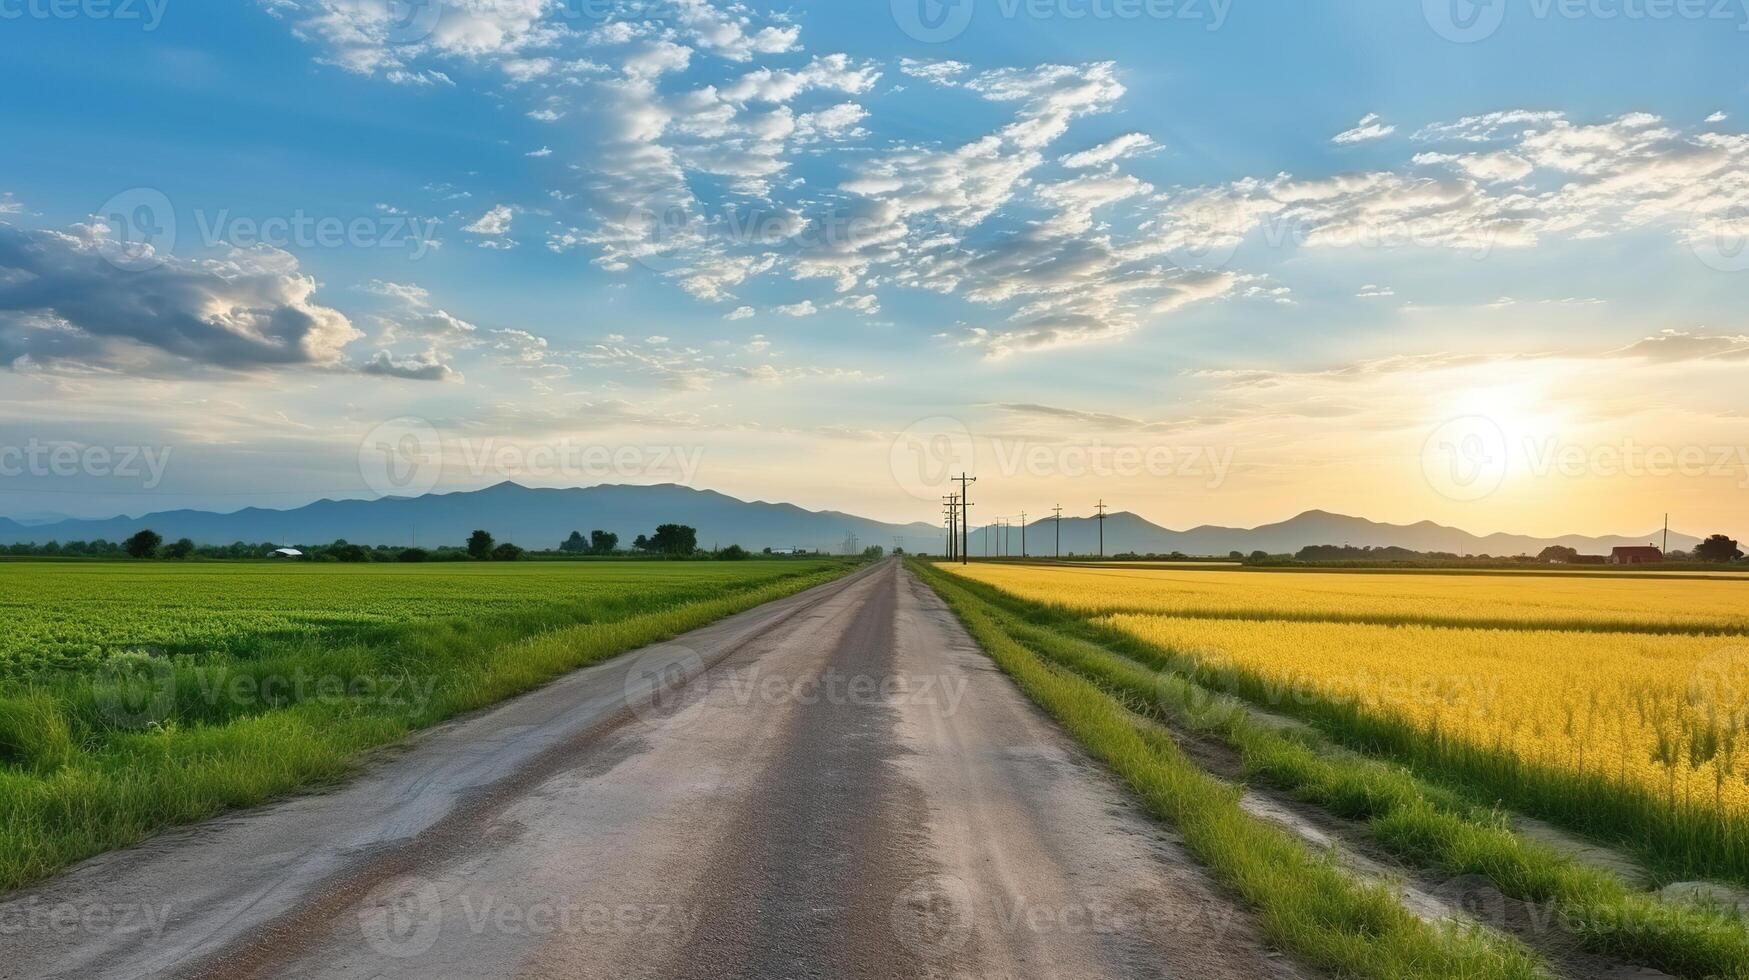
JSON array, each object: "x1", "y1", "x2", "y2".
[{"x1": 0, "y1": 559, "x2": 854, "y2": 891}]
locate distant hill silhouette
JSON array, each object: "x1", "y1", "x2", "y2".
[
  {"x1": 0, "y1": 483, "x2": 942, "y2": 554},
  {"x1": 0, "y1": 486, "x2": 1699, "y2": 559},
  {"x1": 971, "y1": 508, "x2": 1698, "y2": 558}
]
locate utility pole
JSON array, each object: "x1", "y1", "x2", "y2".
[
  {"x1": 943, "y1": 494, "x2": 958, "y2": 560},
  {"x1": 1663, "y1": 513, "x2": 1669, "y2": 554},
  {"x1": 1095, "y1": 499, "x2": 1108, "y2": 558},
  {"x1": 1052, "y1": 505, "x2": 1062, "y2": 558},
  {"x1": 955, "y1": 474, "x2": 976, "y2": 565},
  {"x1": 1019, "y1": 511, "x2": 1027, "y2": 558}
]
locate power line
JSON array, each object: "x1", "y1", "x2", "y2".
[{"x1": 1095, "y1": 499, "x2": 1108, "y2": 558}]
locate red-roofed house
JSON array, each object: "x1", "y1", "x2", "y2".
[{"x1": 1609, "y1": 546, "x2": 1664, "y2": 565}]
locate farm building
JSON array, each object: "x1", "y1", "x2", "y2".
[
  {"x1": 1609, "y1": 546, "x2": 1663, "y2": 565},
  {"x1": 267, "y1": 548, "x2": 304, "y2": 559}
]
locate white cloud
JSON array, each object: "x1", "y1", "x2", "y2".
[
  {"x1": 725, "y1": 305, "x2": 755, "y2": 320},
  {"x1": 526, "y1": 146, "x2": 553, "y2": 157},
  {"x1": 0, "y1": 221, "x2": 359, "y2": 372},
  {"x1": 465, "y1": 204, "x2": 515, "y2": 235},
  {"x1": 1356, "y1": 284, "x2": 1395, "y2": 298},
  {"x1": 1059, "y1": 132, "x2": 1157, "y2": 169},
  {"x1": 899, "y1": 58, "x2": 968, "y2": 84},
  {"x1": 1332, "y1": 113, "x2": 1395, "y2": 145},
  {"x1": 266, "y1": 0, "x2": 555, "y2": 80},
  {"x1": 1707, "y1": 111, "x2": 1729, "y2": 124},
  {"x1": 362, "y1": 348, "x2": 461, "y2": 382},
  {"x1": 774, "y1": 300, "x2": 818, "y2": 317}
]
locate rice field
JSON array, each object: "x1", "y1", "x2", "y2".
[
  {"x1": 0, "y1": 559, "x2": 851, "y2": 891},
  {"x1": 944, "y1": 561, "x2": 1749, "y2": 883},
  {"x1": 948, "y1": 563, "x2": 1749, "y2": 633}
]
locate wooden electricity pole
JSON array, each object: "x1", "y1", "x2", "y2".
[
  {"x1": 1095, "y1": 499, "x2": 1108, "y2": 558},
  {"x1": 1019, "y1": 511, "x2": 1027, "y2": 558},
  {"x1": 955, "y1": 474, "x2": 976, "y2": 565},
  {"x1": 1053, "y1": 505, "x2": 1062, "y2": 557}
]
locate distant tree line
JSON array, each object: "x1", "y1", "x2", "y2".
[{"x1": 3, "y1": 521, "x2": 847, "y2": 563}]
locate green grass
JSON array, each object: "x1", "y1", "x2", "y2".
[
  {"x1": 910, "y1": 560, "x2": 1551, "y2": 980},
  {"x1": 0, "y1": 559, "x2": 855, "y2": 893},
  {"x1": 929, "y1": 566, "x2": 1749, "y2": 980}
]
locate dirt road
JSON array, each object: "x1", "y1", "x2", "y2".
[{"x1": 3, "y1": 559, "x2": 1304, "y2": 980}]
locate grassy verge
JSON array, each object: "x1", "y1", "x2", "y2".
[
  {"x1": 930, "y1": 566, "x2": 1749, "y2": 980},
  {"x1": 0, "y1": 561, "x2": 855, "y2": 893},
  {"x1": 910, "y1": 560, "x2": 1550, "y2": 980}
]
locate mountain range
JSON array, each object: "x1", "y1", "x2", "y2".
[{"x1": 0, "y1": 483, "x2": 1698, "y2": 557}]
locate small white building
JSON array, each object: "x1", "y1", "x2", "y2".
[{"x1": 268, "y1": 548, "x2": 304, "y2": 559}]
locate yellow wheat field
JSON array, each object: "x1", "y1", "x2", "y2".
[
  {"x1": 1104, "y1": 614, "x2": 1749, "y2": 816},
  {"x1": 944, "y1": 562, "x2": 1749, "y2": 819},
  {"x1": 946, "y1": 563, "x2": 1749, "y2": 633}
]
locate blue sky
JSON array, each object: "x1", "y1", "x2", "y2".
[{"x1": 3, "y1": 0, "x2": 1748, "y2": 541}]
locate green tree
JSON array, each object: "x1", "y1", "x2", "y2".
[
  {"x1": 560, "y1": 531, "x2": 588, "y2": 554},
  {"x1": 164, "y1": 538, "x2": 196, "y2": 560},
  {"x1": 633, "y1": 533, "x2": 651, "y2": 553},
  {"x1": 398, "y1": 548, "x2": 430, "y2": 563},
  {"x1": 1538, "y1": 545, "x2": 1580, "y2": 563},
  {"x1": 649, "y1": 524, "x2": 698, "y2": 556},
  {"x1": 862, "y1": 545, "x2": 884, "y2": 559},
  {"x1": 590, "y1": 530, "x2": 619, "y2": 555},
  {"x1": 1695, "y1": 534, "x2": 1744, "y2": 563},
  {"x1": 123, "y1": 529, "x2": 162, "y2": 559},
  {"x1": 717, "y1": 544, "x2": 749, "y2": 560},
  {"x1": 467, "y1": 530, "x2": 495, "y2": 560},
  {"x1": 491, "y1": 542, "x2": 525, "y2": 561}
]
